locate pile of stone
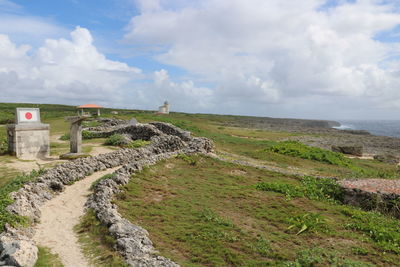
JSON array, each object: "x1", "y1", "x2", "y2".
[
  {"x1": 331, "y1": 145, "x2": 363, "y2": 156},
  {"x1": 0, "y1": 122, "x2": 213, "y2": 267},
  {"x1": 85, "y1": 117, "x2": 128, "y2": 132}
]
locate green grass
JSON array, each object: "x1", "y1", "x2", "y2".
[
  {"x1": 74, "y1": 210, "x2": 129, "y2": 267},
  {"x1": 34, "y1": 247, "x2": 63, "y2": 267},
  {"x1": 104, "y1": 134, "x2": 128, "y2": 146},
  {"x1": 0, "y1": 168, "x2": 45, "y2": 230},
  {"x1": 267, "y1": 141, "x2": 352, "y2": 167},
  {"x1": 284, "y1": 247, "x2": 373, "y2": 266},
  {"x1": 104, "y1": 134, "x2": 150, "y2": 149},
  {"x1": 256, "y1": 176, "x2": 344, "y2": 203},
  {"x1": 127, "y1": 139, "x2": 150, "y2": 148},
  {"x1": 0, "y1": 165, "x2": 22, "y2": 188},
  {"x1": 114, "y1": 155, "x2": 399, "y2": 266}
]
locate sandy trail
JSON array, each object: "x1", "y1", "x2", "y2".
[{"x1": 33, "y1": 167, "x2": 120, "y2": 267}]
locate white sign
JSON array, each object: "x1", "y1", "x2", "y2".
[{"x1": 16, "y1": 108, "x2": 41, "y2": 124}]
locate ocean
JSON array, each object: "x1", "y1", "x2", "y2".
[{"x1": 335, "y1": 120, "x2": 400, "y2": 138}]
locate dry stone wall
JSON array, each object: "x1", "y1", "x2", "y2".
[{"x1": 0, "y1": 122, "x2": 213, "y2": 267}]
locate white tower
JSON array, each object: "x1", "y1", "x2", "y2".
[{"x1": 164, "y1": 101, "x2": 170, "y2": 114}]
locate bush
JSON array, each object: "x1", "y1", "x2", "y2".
[
  {"x1": 59, "y1": 133, "x2": 70, "y2": 141},
  {"x1": 104, "y1": 134, "x2": 127, "y2": 146},
  {"x1": 126, "y1": 140, "x2": 150, "y2": 148},
  {"x1": 267, "y1": 141, "x2": 352, "y2": 167},
  {"x1": 59, "y1": 131, "x2": 97, "y2": 140},
  {"x1": 82, "y1": 130, "x2": 97, "y2": 139},
  {"x1": 287, "y1": 212, "x2": 328, "y2": 235},
  {"x1": 0, "y1": 136, "x2": 8, "y2": 155},
  {"x1": 256, "y1": 176, "x2": 344, "y2": 203}
]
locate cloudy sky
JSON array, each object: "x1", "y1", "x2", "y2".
[{"x1": 1, "y1": 0, "x2": 400, "y2": 119}]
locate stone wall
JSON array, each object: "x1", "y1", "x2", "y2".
[
  {"x1": 341, "y1": 186, "x2": 400, "y2": 218},
  {"x1": 0, "y1": 122, "x2": 213, "y2": 267}
]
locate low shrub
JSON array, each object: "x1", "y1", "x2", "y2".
[
  {"x1": 256, "y1": 182, "x2": 304, "y2": 200},
  {"x1": 256, "y1": 176, "x2": 344, "y2": 203},
  {"x1": 176, "y1": 153, "x2": 197, "y2": 165},
  {"x1": 287, "y1": 212, "x2": 328, "y2": 235},
  {"x1": 126, "y1": 140, "x2": 150, "y2": 148},
  {"x1": 267, "y1": 141, "x2": 352, "y2": 167},
  {"x1": 82, "y1": 130, "x2": 97, "y2": 139},
  {"x1": 59, "y1": 133, "x2": 70, "y2": 141},
  {"x1": 0, "y1": 136, "x2": 7, "y2": 155},
  {"x1": 104, "y1": 134, "x2": 126, "y2": 146},
  {"x1": 59, "y1": 131, "x2": 97, "y2": 141}
]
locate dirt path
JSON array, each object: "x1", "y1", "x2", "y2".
[{"x1": 33, "y1": 167, "x2": 120, "y2": 267}]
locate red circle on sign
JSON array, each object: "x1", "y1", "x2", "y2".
[{"x1": 25, "y1": 112, "x2": 32, "y2": 120}]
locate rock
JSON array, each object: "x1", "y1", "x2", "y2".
[
  {"x1": 119, "y1": 134, "x2": 133, "y2": 146},
  {"x1": 0, "y1": 235, "x2": 38, "y2": 267},
  {"x1": 331, "y1": 145, "x2": 363, "y2": 156},
  {"x1": 59, "y1": 153, "x2": 91, "y2": 160},
  {"x1": 373, "y1": 154, "x2": 400, "y2": 164},
  {"x1": 342, "y1": 130, "x2": 371, "y2": 135},
  {"x1": 128, "y1": 118, "x2": 138, "y2": 126}
]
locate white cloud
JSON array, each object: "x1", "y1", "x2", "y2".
[
  {"x1": 0, "y1": 0, "x2": 21, "y2": 13},
  {"x1": 130, "y1": 69, "x2": 214, "y2": 111},
  {"x1": 124, "y1": 0, "x2": 400, "y2": 118},
  {"x1": 0, "y1": 27, "x2": 142, "y2": 106}
]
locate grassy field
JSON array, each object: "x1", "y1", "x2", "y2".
[
  {"x1": 114, "y1": 155, "x2": 400, "y2": 266},
  {"x1": 1, "y1": 103, "x2": 400, "y2": 266}
]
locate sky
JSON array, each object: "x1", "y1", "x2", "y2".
[{"x1": 1, "y1": 0, "x2": 400, "y2": 120}]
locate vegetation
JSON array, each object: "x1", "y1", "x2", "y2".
[
  {"x1": 267, "y1": 141, "x2": 352, "y2": 167},
  {"x1": 34, "y1": 247, "x2": 63, "y2": 267},
  {"x1": 104, "y1": 134, "x2": 149, "y2": 148},
  {"x1": 0, "y1": 134, "x2": 7, "y2": 155},
  {"x1": 104, "y1": 134, "x2": 127, "y2": 146},
  {"x1": 114, "y1": 155, "x2": 400, "y2": 266},
  {"x1": 0, "y1": 168, "x2": 45, "y2": 230},
  {"x1": 2, "y1": 103, "x2": 400, "y2": 266},
  {"x1": 256, "y1": 175, "x2": 344, "y2": 202},
  {"x1": 75, "y1": 210, "x2": 129, "y2": 267},
  {"x1": 286, "y1": 212, "x2": 328, "y2": 235},
  {"x1": 127, "y1": 139, "x2": 150, "y2": 148},
  {"x1": 284, "y1": 247, "x2": 373, "y2": 267},
  {"x1": 59, "y1": 133, "x2": 70, "y2": 141}
]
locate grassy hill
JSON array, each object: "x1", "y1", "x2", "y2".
[{"x1": 1, "y1": 103, "x2": 400, "y2": 266}]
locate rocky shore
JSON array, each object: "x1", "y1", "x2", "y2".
[{"x1": 223, "y1": 117, "x2": 400, "y2": 156}]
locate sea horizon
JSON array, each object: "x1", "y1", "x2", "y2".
[{"x1": 335, "y1": 119, "x2": 400, "y2": 138}]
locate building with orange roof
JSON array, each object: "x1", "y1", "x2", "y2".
[{"x1": 77, "y1": 104, "x2": 103, "y2": 116}]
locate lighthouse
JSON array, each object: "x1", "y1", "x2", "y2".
[{"x1": 158, "y1": 100, "x2": 170, "y2": 114}]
